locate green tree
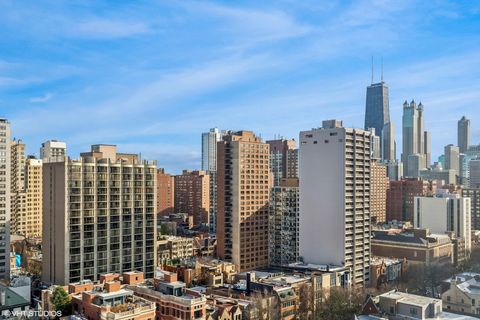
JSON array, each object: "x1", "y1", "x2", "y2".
[
  {"x1": 52, "y1": 286, "x2": 71, "y2": 316},
  {"x1": 316, "y1": 287, "x2": 364, "y2": 320}
]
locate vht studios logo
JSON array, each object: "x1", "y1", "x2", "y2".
[{"x1": 4, "y1": 310, "x2": 62, "y2": 318}]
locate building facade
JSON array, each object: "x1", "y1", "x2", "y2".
[
  {"x1": 42, "y1": 145, "x2": 157, "y2": 285},
  {"x1": 444, "y1": 144, "x2": 460, "y2": 179},
  {"x1": 269, "y1": 178, "x2": 299, "y2": 266},
  {"x1": 0, "y1": 119, "x2": 10, "y2": 279},
  {"x1": 371, "y1": 162, "x2": 389, "y2": 224},
  {"x1": 174, "y1": 170, "x2": 210, "y2": 226},
  {"x1": 201, "y1": 128, "x2": 229, "y2": 233},
  {"x1": 216, "y1": 131, "x2": 270, "y2": 272},
  {"x1": 414, "y1": 191, "x2": 471, "y2": 253},
  {"x1": 267, "y1": 138, "x2": 297, "y2": 186},
  {"x1": 40, "y1": 140, "x2": 66, "y2": 163},
  {"x1": 11, "y1": 139, "x2": 42, "y2": 237},
  {"x1": 458, "y1": 116, "x2": 470, "y2": 154},
  {"x1": 386, "y1": 178, "x2": 436, "y2": 223},
  {"x1": 402, "y1": 100, "x2": 429, "y2": 177},
  {"x1": 300, "y1": 120, "x2": 371, "y2": 286},
  {"x1": 462, "y1": 188, "x2": 480, "y2": 230},
  {"x1": 157, "y1": 168, "x2": 174, "y2": 217}
]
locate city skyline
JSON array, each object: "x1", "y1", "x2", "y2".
[{"x1": 1, "y1": 1, "x2": 480, "y2": 173}]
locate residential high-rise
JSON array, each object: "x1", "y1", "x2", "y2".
[
  {"x1": 462, "y1": 188, "x2": 480, "y2": 230},
  {"x1": 469, "y1": 160, "x2": 480, "y2": 188},
  {"x1": 386, "y1": 178, "x2": 437, "y2": 222},
  {"x1": 269, "y1": 178, "x2": 299, "y2": 266},
  {"x1": 402, "y1": 100, "x2": 428, "y2": 177},
  {"x1": 42, "y1": 145, "x2": 157, "y2": 285},
  {"x1": 40, "y1": 140, "x2": 67, "y2": 163},
  {"x1": 174, "y1": 170, "x2": 210, "y2": 226},
  {"x1": 300, "y1": 120, "x2": 371, "y2": 286},
  {"x1": 371, "y1": 162, "x2": 389, "y2": 224},
  {"x1": 201, "y1": 128, "x2": 229, "y2": 233},
  {"x1": 444, "y1": 144, "x2": 460, "y2": 179},
  {"x1": 458, "y1": 116, "x2": 470, "y2": 154},
  {"x1": 216, "y1": 131, "x2": 270, "y2": 272},
  {"x1": 414, "y1": 191, "x2": 471, "y2": 253},
  {"x1": 11, "y1": 139, "x2": 43, "y2": 237},
  {"x1": 267, "y1": 138, "x2": 297, "y2": 186},
  {"x1": 157, "y1": 168, "x2": 174, "y2": 217},
  {"x1": 286, "y1": 148, "x2": 299, "y2": 179},
  {"x1": 0, "y1": 119, "x2": 11, "y2": 279}
]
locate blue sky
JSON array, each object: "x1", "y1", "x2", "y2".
[{"x1": 0, "y1": 0, "x2": 479, "y2": 173}]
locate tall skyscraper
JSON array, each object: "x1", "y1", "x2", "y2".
[
  {"x1": 0, "y1": 119, "x2": 10, "y2": 279},
  {"x1": 40, "y1": 140, "x2": 67, "y2": 163},
  {"x1": 269, "y1": 178, "x2": 299, "y2": 266},
  {"x1": 300, "y1": 120, "x2": 371, "y2": 287},
  {"x1": 402, "y1": 100, "x2": 428, "y2": 177},
  {"x1": 463, "y1": 188, "x2": 480, "y2": 230},
  {"x1": 445, "y1": 144, "x2": 460, "y2": 179},
  {"x1": 11, "y1": 139, "x2": 43, "y2": 237},
  {"x1": 157, "y1": 168, "x2": 174, "y2": 217},
  {"x1": 174, "y1": 170, "x2": 210, "y2": 226},
  {"x1": 365, "y1": 81, "x2": 393, "y2": 161},
  {"x1": 216, "y1": 131, "x2": 270, "y2": 271},
  {"x1": 458, "y1": 116, "x2": 470, "y2": 154},
  {"x1": 201, "y1": 128, "x2": 229, "y2": 233},
  {"x1": 267, "y1": 138, "x2": 297, "y2": 186},
  {"x1": 424, "y1": 131, "x2": 431, "y2": 167},
  {"x1": 42, "y1": 145, "x2": 156, "y2": 285}
]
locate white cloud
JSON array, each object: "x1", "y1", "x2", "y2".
[{"x1": 29, "y1": 93, "x2": 53, "y2": 103}]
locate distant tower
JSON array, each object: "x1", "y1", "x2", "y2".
[
  {"x1": 402, "y1": 100, "x2": 427, "y2": 177},
  {"x1": 458, "y1": 116, "x2": 470, "y2": 154},
  {"x1": 365, "y1": 62, "x2": 393, "y2": 162}
]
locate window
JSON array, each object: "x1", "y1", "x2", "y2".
[{"x1": 410, "y1": 308, "x2": 418, "y2": 315}]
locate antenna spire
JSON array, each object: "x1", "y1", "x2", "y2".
[
  {"x1": 381, "y1": 56, "x2": 384, "y2": 82},
  {"x1": 371, "y1": 56, "x2": 374, "y2": 84}
]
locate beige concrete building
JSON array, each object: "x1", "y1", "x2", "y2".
[
  {"x1": 42, "y1": 145, "x2": 157, "y2": 285},
  {"x1": 371, "y1": 161, "x2": 389, "y2": 224},
  {"x1": 40, "y1": 140, "x2": 66, "y2": 163},
  {"x1": 174, "y1": 170, "x2": 210, "y2": 226},
  {"x1": 11, "y1": 139, "x2": 43, "y2": 238},
  {"x1": 300, "y1": 120, "x2": 371, "y2": 287},
  {"x1": 217, "y1": 131, "x2": 270, "y2": 272},
  {"x1": 157, "y1": 168, "x2": 174, "y2": 217}
]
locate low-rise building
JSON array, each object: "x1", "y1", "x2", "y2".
[
  {"x1": 370, "y1": 257, "x2": 405, "y2": 288},
  {"x1": 371, "y1": 229, "x2": 453, "y2": 266},
  {"x1": 442, "y1": 272, "x2": 480, "y2": 316},
  {"x1": 71, "y1": 283, "x2": 156, "y2": 320},
  {"x1": 378, "y1": 290, "x2": 442, "y2": 319},
  {"x1": 128, "y1": 271, "x2": 207, "y2": 320},
  {"x1": 157, "y1": 236, "x2": 194, "y2": 265}
]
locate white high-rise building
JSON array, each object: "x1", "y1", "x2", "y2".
[
  {"x1": 300, "y1": 120, "x2": 371, "y2": 287},
  {"x1": 0, "y1": 118, "x2": 10, "y2": 279},
  {"x1": 414, "y1": 190, "x2": 471, "y2": 253},
  {"x1": 201, "y1": 128, "x2": 229, "y2": 233},
  {"x1": 40, "y1": 140, "x2": 67, "y2": 163}
]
